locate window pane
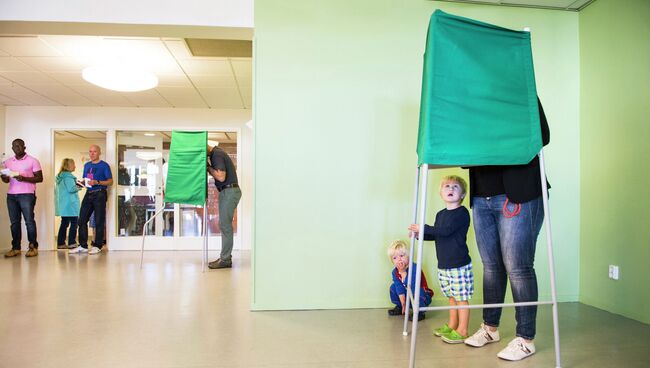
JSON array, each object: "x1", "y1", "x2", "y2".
[{"x1": 116, "y1": 131, "x2": 172, "y2": 237}]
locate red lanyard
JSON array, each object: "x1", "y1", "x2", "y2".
[{"x1": 502, "y1": 197, "x2": 521, "y2": 218}]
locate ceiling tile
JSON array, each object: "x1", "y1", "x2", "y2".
[
  {"x1": 27, "y1": 84, "x2": 96, "y2": 106},
  {"x1": 164, "y1": 40, "x2": 193, "y2": 59},
  {"x1": 76, "y1": 92, "x2": 137, "y2": 107},
  {"x1": 179, "y1": 59, "x2": 232, "y2": 76},
  {"x1": 0, "y1": 93, "x2": 24, "y2": 105},
  {"x1": 236, "y1": 76, "x2": 252, "y2": 89},
  {"x1": 198, "y1": 87, "x2": 243, "y2": 109},
  {"x1": 156, "y1": 86, "x2": 201, "y2": 97},
  {"x1": 189, "y1": 74, "x2": 237, "y2": 88},
  {"x1": 47, "y1": 72, "x2": 87, "y2": 86},
  {"x1": 231, "y1": 59, "x2": 252, "y2": 78},
  {"x1": 164, "y1": 95, "x2": 208, "y2": 108},
  {"x1": 102, "y1": 38, "x2": 182, "y2": 73},
  {"x1": 0, "y1": 57, "x2": 35, "y2": 72},
  {"x1": 0, "y1": 84, "x2": 59, "y2": 105},
  {"x1": 18, "y1": 56, "x2": 88, "y2": 73},
  {"x1": 0, "y1": 35, "x2": 251, "y2": 109},
  {"x1": 157, "y1": 73, "x2": 193, "y2": 88},
  {"x1": 0, "y1": 37, "x2": 62, "y2": 57},
  {"x1": 39, "y1": 35, "x2": 104, "y2": 58},
  {"x1": 0, "y1": 71, "x2": 60, "y2": 85},
  {"x1": 122, "y1": 90, "x2": 172, "y2": 108}
]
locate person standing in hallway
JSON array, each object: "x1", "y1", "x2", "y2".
[
  {"x1": 1, "y1": 138, "x2": 43, "y2": 258},
  {"x1": 55, "y1": 158, "x2": 82, "y2": 249},
  {"x1": 207, "y1": 144, "x2": 241, "y2": 269},
  {"x1": 69, "y1": 145, "x2": 112, "y2": 255}
]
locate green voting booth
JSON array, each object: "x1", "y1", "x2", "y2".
[
  {"x1": 404, "y1": 10, "x2": 561, "y2": 367},
  {"x1": 140, "y1": 131, "x2": 210, "y2": 270}
]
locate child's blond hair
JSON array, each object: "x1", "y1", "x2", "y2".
[
  {"x1": 440, "y1": 175, "x2": 468, "y2": 204},
  {"x1": 387, "y1": 239, "x2": 409, "y2": 261}
]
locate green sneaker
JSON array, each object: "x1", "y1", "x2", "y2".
[
  {"x1": 434, "y1": 324, "x2": 453, "y2": 337},
  {"x1": 441, "y1": 330, "x2": 468, "y2": 344}
]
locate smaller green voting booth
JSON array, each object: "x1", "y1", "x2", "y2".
[
  {"x1": 140, "y1": 131, "x2": 210, "y2": 270},
  {"x1": 404, "y1": 10, "x2": 561, "y2": 368}
]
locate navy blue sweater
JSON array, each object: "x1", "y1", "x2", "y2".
[{"x1": 423, "y1": 206, "x2": 471, "y2": 269}]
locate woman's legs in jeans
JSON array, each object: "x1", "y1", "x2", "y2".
[
  {"x1": 67, "y1": 216, "x2": 78, "y2": 245},
  {"x1": 473, "y1": 195, "x2": 544, "y2": 340},
  {"x1": 57, "y1": 217, "x2": 71, "y2": 245}
]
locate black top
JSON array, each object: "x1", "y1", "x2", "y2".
[
  {"x1": 423, "y1": 206, "x2": 471, "y2": 269},
  {"x1": 468, "y1": 98, "x2": 551, "y2": 206},
  {"x1": 210, "y1": 146, "x2": 238, "y2": 190}
]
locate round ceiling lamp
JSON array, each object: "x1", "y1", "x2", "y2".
[{"x1": 82, "y1": 65, "x2": 158, "y2": 92}]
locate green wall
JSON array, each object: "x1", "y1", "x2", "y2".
[
  {"x1": 253, "y1": 1, "x2": 580, "y2": 310},
  {"x1": 579, "y1": 0, "x2": 650, "y2": 324}
]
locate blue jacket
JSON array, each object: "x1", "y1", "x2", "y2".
[{"x1": 55, "y1": 171, "x2": 81, "y2": 217}]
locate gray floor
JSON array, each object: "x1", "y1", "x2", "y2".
[{"x1": 1, "y1": 251, "x2": 648, "y2": 368}]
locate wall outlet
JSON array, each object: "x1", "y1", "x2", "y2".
[{"x1": 608, "y1": 265, "x2": 620, "y2": 280}]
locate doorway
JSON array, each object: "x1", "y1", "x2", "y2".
[{"x1": 52, "y1": 130, "x2": 108, "y2": 248}]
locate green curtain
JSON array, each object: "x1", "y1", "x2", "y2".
[
  {"x1": 164, "y1": 131, "x2": 207, "y2": 205},
  {"x1": 417, "y1": 10, "x2": 541, "y2": 167}
]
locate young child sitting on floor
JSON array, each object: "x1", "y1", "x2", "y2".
[
  {"x1": 388, "y1": 240, "x2": 434, "y2": 321},
  {"x1": 409, "y1": 175, "x2": 473, "y2": 344}
]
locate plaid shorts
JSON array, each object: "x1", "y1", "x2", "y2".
[{"x1": 437, "y1": 263, "x2": 474, "y2": 301}]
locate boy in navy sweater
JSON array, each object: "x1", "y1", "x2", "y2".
[{"x1": 409, "y1": 175, "x2": 473, "y2": 344}]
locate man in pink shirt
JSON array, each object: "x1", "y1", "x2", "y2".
[{"x1": 1, "y1": 139, "x2": 43, "y2": 257}]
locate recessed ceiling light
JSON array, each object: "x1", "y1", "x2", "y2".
[
  {"x1": 144, "y1": 133, "x2": 155, "y2": 137},
  {"x1": 82, "y1": 65, "x2": 158, "y2": 92}
]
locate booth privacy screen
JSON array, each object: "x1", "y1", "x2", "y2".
[
  {"x1": 417, "y1": 10, "x2": 542, "y2": 166},
  {"x1": 164, "y1": 131, "x2": 207, "y2": 205}
]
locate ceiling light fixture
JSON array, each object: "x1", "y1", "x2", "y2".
[
  {"x1": 144, "y1": 133, "x2": 156, "y2": 137},
  {"x1": 82, "y1": 65, "x2": 158, "y2": 92}
]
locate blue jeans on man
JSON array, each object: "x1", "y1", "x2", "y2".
[
  {"x1": 472, "y1": 195, "x2": 544, "y2": 340},
  {"x1": 78, "y1": 189, "x2": 106, "y2": 249},
  {"x1": 7, "y1": 193, "x2": 38, "y2": 250}
]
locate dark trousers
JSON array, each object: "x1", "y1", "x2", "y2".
[
  {"x1": 7, "y1": 193, "x2": 38, "y2": 249},
  {"x1": 57, "y1": 216, "x2": 78, "y2": 246},
  {"x1": 78, "y1": 190, "x2": 106, "y2": 249}
]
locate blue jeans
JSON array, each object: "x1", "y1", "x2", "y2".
[
  {"x1": 390, "y1": 284, "x2": 432, "y2": 310},
  {"x1": 57, "y1": 216, "x2": 78, "y2": 246},
  {"x1": 78, "y1": 190, "x2": 107, "y2": 249},
  {"x1": 218, "y1": 187, "x2": 242, "y2": 262},
  {"x1": 7, "y1": 193, "x2": 38, "y2": 249},
  {"x1": 472, "y1": 195, "x2": 544, "y2": 340}
]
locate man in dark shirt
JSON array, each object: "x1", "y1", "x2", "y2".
[{"x1": 207, "y1": 144, "x2": 242, "y2": 269}]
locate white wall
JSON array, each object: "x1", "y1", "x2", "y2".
[
  {"x1": 3, "y1": 106, "x2": 253, "y2": 252},
  {"x1": 0, "y1": 0, "x2": 253, "y2": 28}
]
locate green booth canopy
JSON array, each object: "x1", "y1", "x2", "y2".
[
  {"x1": 417, "y1": 10, "x2": 542, "y2": 167},
  {"x1": 164, "y1": 131, "x2": 207, "y2": 206}
]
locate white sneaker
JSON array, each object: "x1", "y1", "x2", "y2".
[
  {"x1": 88, "y1": 246, "x2": 102, "y2": 255},
  {"x1": 497, "y1": 337, "x2": 535, "y2": 361},
  {"x1": 68, "y1": 246, "x2": 88, "y2": 254},
  {"x1": 464, "y1": 323, "x2": 500, "y2": 347}
]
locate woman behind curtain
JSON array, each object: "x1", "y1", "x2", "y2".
[{"x1": 55, "y1": 158, "x2": 81, "y2": 249}]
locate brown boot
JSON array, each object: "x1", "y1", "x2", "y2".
[
  {"x1": 25, "y1": 244, "x2": 38, "y2": 258},
  {"x1": 4, "y1": 249, "x2": 21, "y2": 258}
]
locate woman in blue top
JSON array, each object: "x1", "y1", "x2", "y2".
[{"x1": 55, "y1": 158, "x2": 81, "y2": 249}]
